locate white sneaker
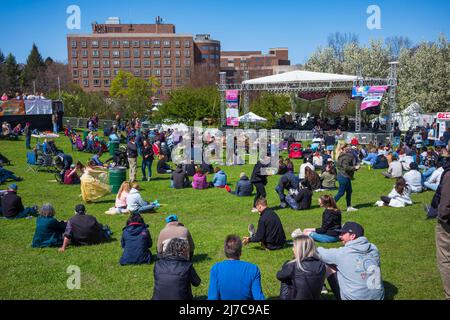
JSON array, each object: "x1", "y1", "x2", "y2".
[
  {"x1": 374, "y1": 201, "x2": 384, "y2": 207},
  {"x1": 347, "y1": 206, "x2": 358, "y2": 212},
  {"x1": 251, "y1": 208, "x2": 258, "y2": 213}
]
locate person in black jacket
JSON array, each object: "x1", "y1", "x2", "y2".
[
  {"x1": 152, "y1": 237, "x2": 201, "y2": 300},
  {"x1": 171, "y1": 164, "x2": 191, "y2": 189},
  {"x1": 372, "y1": 154, "x2": 388, "y2": 170},
  {"x1": 156, "y1": 154, "x2": 173, "y2": 174},
  {"x1": 277, "y1": 234, "x2": 326, "y2": 300},
  {"x1": 275, "y1": 171, "x2": 299, "y2": 208},
  {"x1": 1, "y1": 184, "x2": 38, "y2": 219},
  {"x1": 243, "y1": 198, "x2": 286, "y2": 250},
  {"x1": 303, "y1": 195, "x2": 342, "y2": 243},
  {"x1": 226, "y1": 172, "x2": 253, "y2": 196},
  {"x1": 250, "y1": 158, "x2": 270, "y2": 212},
  {"x1": 59, "y1": 204, "x2": 112, "y2": 252},
  {"x1": 183, "y1": 160, "x2": 196, "y2": 177},
  {"x1": 285, "y1": 180, "x2": 313, "y2": 210},
  {"x1": 141, "y1": 139, "x2": 154, "y2": 181},
  {"x1": 120, "y1": 213, "x2": 152, "y2": 265}
]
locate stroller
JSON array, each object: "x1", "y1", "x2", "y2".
[
  {"x1": 288, "y1": 143, "x2": 303, "y2": 159},
  {"x1": 0, "y1": 152, "x2": 11, "y2": 166},
  {"x1": 106, "y1": 145, "x2": 129, "y2": 168}
]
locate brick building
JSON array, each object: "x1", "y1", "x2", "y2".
[
  {"x1": 67, "y1": 17, "x2": 220, "y2": 98},
  {"x1": 220, "y1": 48, "x2": 292, "y2": 84}
]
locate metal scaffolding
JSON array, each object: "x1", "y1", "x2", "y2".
[{"x1": 387, "y1": 62, "x2": 399, "y2": 133}]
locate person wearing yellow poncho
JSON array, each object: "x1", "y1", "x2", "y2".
[{"x1": 80, "y1": 160, "x2": 111, "y2": 203}]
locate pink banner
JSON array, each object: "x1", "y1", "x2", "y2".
[
  {"x1": 225, "y1": 90, "x2": 239, "y2": 102},
  {"x1": 361, "y1": 94, "x2": 383, "y2": 110}
]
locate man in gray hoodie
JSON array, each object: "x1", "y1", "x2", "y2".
[{"x1": 317, "y1": 222, "x2": 384, "y2": 300}]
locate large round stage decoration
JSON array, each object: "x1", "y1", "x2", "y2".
[{"x1": 327, "y1": 92, "x2": 350, "y2": 113}]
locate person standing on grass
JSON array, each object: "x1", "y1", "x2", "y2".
[
  {"x1": 141, "y1": 139, "x2": 154, "y2": 182},
  {"x1": 127, "y1": 135, "x2": 138, "y2": 183},
  {"x1": 152, "y1": 238, "x2": 201, "y2": 300},
  {"x1": 317, "y1": 222, "x2": 384, "y2": 300},
  {"x1": 243, "y1": 197, "x2": 286, "y2": 250},
  {"x1": 434, "y1": 157, "x2": 450, "y2": 299},
  {"x1": 52, "y1": 113, "x2": 58, "y2": 134},
  {"x1": 208, "y1": 235, "x2": 265, "y2": 300},
  {"x1": 24, "y1": 122, "x2": 31, "y2": 149},
  {"x1": 334, "y1": 144, "x2": 360, "y2": 212},
  {"x1": 250, "y1": 157, "x2": 270, "y2": 212}
]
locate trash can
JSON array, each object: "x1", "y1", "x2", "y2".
[
  {"x1": 109, "y1": 142, "x2": 119, "y2": 156},
  {"x1": 82, "y1": 130, "x2": 88, "y2": 141},
  {"x1": 109, "y1": 166, "x2": 127, "y2": 194}
]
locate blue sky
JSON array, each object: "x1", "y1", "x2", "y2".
[{"x1": 0, "y1": 0, "x2": 448, "y2": 64}]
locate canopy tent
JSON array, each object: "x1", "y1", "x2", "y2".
[
  {"x1": 238, "y1": 112, "x2": 267, "y2": 123},
  {"x1": 242, "y1": 70, "x2": 358, "y2": 85}
]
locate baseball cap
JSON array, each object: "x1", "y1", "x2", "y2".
[
  {"x1": 166, "y1": 214, "x2": 178, "y2": 223},
  {"x1": 336, "y1": 222, "x2": 364, "y2": 237},
  {"x1": 9, "y1": 183, "x2": 18, "y2": 190}
]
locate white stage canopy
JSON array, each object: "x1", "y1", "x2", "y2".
[
  {"x1": 242, "y1": 70, "x2": 358, "y2": 85},
  {"x1": 238, "y1": 112, "x2": 267, "y2": 123}
]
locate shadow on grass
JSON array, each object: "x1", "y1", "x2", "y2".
[
  {"x1": 150, "y1": 176, "x2": 171, "y2": 181},
  {"x1": 383, "y1": 281, "x2": 399, "y2": 300},
  {"x1": 354, "y1": 202, "x2": 377, "y2": 209},
  {"x1": 91, "y1": 199, "x2": 115, "y2": 204},
  {"x1": 192, "y1": 253, "x2": 212, "y2": 263}
]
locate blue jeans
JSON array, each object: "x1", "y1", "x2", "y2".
[
  {"x1": 309, "y1": 232, "x2": 339, "y2": 243},
  {"x1": 421, "y1": 167, "x2": 436, "y2": 183},
  {"x1": 424, "y1": 181, "x2": 439, "y2": 191},
  {"x1": 136, "y1": 202, "x2": 156, "y2": 214},
  {"x1": 275, "y1": 185, "x2": 286, "y2": 203},
  {"x1": 285, "y1": 195, "x2": 299, "y2": 210},
  {"x1": 335, "y1": 174, "x2": 352, "y2": 207},
  {"x1": 142, "y1": 159, "x2": 153, "y2": 178},
  {"x1": 5, "y1": 207, "x2": 38, "y2": 219},
  {"x1": 53, "y1": 123, "x2": 58, "y2": 133},
  {"x1": 26, "y1": 136, "x2": 31, "y2": 149},
  {"x1": 0, "y1": 168, "x2": 20, "y2": 184}
]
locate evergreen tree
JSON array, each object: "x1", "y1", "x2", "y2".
[
  {"x1": 4, "y1": 53, "x2": 20, "y2": 91},
  {"x1": 21, "y1": 43, "x2": 45, "y2": 89}
]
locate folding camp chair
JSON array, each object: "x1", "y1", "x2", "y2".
[{"x1": 26, "y1": 151, "x2": 37, "y2": 173}]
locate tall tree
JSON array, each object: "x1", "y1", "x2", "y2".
[
  {"x1": 327, "y1": 32, "x2": 359, "y2": 62},
  {"x1": 385, "y1": 36, "x2": 413, "y2": 60},
  {"x1": 4, "y1": 53, "x2": 20, "y2": 92},
  {"x1": 250, "y1": 92, "x2": 291, "y2": 128},
  {"x1": 21, "y1": 43, "x2": 45, "y2": 90},
  {"x1": 0, "y1": 49, "x2": 6, "y2": 92}
]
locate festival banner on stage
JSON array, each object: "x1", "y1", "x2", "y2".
[
  {"x1": 25, "y1": 99, "x2": 53, "y2": 115},
  {"x1": 225, "y1": 90, "x2": 240, "y2": 126},
  {"x1": 352, "y1": 86, "x2": 388, "y2": 98},
  {"x1": 361, "y1": 94, "x2": 384, "y2": 111},
  {"x1": 0, "y1": 100, "x2": 26, "y2": 116}
]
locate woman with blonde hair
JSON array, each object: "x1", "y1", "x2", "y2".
[
  {"x1": 105, "y1": 181, "x2": 131, "y2": 215},
  {"x1": 276, "y1": 234, "x2": 326, "y2": 300},
  {"x1": 80, "y1": 160, "x2": 111, "y2": 203}
]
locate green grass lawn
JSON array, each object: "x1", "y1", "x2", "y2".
[{"x1": 0, "y1": 135, "x2": 444, "y2": 300}]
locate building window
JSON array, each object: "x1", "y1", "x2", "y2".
[
  {"x1": 102, "y1": 40, "x2": 109, "y2": 48},
  {"x1": 92, "y1": 60, "x2": 100, "y2": 67},
  {"x1": 201, "y1": 54, "x2": 209, "y2": 59},
  {"x1": 102, "y1": 50, "x2": 110, "y2": 58},
  {"x1": 103, "y1": 60, "x2": 110, "y2": 67},
  {"x1": 92, "y1": 50, "x2": 99, "y2": 57},
  {"x1": 104, "y1": 79, "x2": 110, "y2": 87},
  {"x1": 184, "y1": 40, "x2": 190, "y2": 47},
  {"x1": 184, "y1": 59, "x2": 191, "y2": 66},
  {"x1": 113, "y1": 69, "x2": 120, "y2": 76},
  {"x1": 81, "y1": 50, "x2": 87, "y2": 58},
  {"x1": 73, "y1": 79, "x2": 79, "y2": 85},
  {"x1": 91, "y1": 40, "x2": 99, "y2": 47},
  {"x1": 112, "y1": 40, "x2": 120, "y2": 47},
  {"x1": 154, "y1": 60, "x2": 161, "y2": 66},
  {"x1": 163, "y1": 50, "x2": 171, "y2": 58},
  {"x1": 133, "y1": 49, "x2": 140, "y2": 58},
  {"x1": 83, "y1": 79, "x2": 89, "y2": 87},
  {"x1": 93, "y1": 79, "x2": 101, "y2": 86},
  {"x1": 176, "y1": 78, "x2": 183, "y2": 85},
  {"x1": 163, "y1": 59, "x2": 171, "y2": 66},
  {"x1": 163, "y1": 68, "x2": 172, "y2": 76},
  {"x1": 132, "y1": 40, "x2": 140, "y2": 47},
  {"x1": 123, "y1": 60, "x2": 130, "y2": 67},
  {"x1": 184, "y1": 49, "x2": 191, "y2": 57},
  {"x1": 93, "y1": 69, "x2": 100, "y2": 78},
  {"x1": 133, "y1": 60, "x2": 141, "y2": 67},
  {"x1": 123, "y1": 50, "x2": 130, "y2": 58},
  {"x1": 143, "y1": 50, "x2": 151, "y2": 57},
  {"x1": 82, "y1": 70, "x2": 88, "y2": 78},
  {"x1": 153, "y1": 50, "x2": 161, "y2": 57},
  {"x1": 122, "y1": 40, "x2": 130, "y2": 47},
  {"x1": 175, "y1": 59, "x2": 180, "y2": 66},
  {"x1": 153, "y1": 69, "x2": 161, "y2": 76},
  {"x1": 112, "y1": 50, "x2": 120, "y2": 57},
  {"x1": 113, "y1": 60, "x2": 120, "y2": 66},
  {"x1": 71, "y1": 50, "x2": 77, "y2": 58},
  {"x1": 81, "y1": 40, "x2": 87, "y2": 48},
  {"x1": 143, "y1": 40, "x2": 151, "y2": 47},
  {"x1": 72, "y1": 70, "x2": 79, "y2": 77},
  {"x1": 163, "y1": 40, "x2": 170, "y2": 47},
  {"x1": 175, "y1": 40, "x2": 180, "y2": 47},
  {"x1": 175, "y1": 50, "x2": 181, "y2": 58},
  {"x1": 201, "y1": 46, "x2": 209, "y2": 51},
  {"x1": 163, "y1": 78, "x2": 172, "y2": 86},
  {"x1": 185, "y1": 68, "x2": 191, "y2": 78},
  {"x1": 71, "y1": 40, "x2": 77, "y2": 48},
  {"x1": 82, "y1": 60, "x2": 88, "y2": 68},
  {"x1": 175, "y1": 68, "x2": 181, "y2": 77},
  {"x1": 133, "y1": 69, "x2": 141, "y2": 76},
  {"x1": 103, "y1": 69, "x2": 110, "y2": 77},
  {"x1": 210, "y1": 54, "x2": 216, "y2": 59},
  {"x1": 153, "y1": 40, "x2": 160, "y2": 47},
  {"x1": 71, "y1": 60, "x2": 78, "y2": 67},
  {"x1": 143, "y1": 60, "x2": 151, "y2": 67},
  {"x1": 144, "y1": 69, "x2": 151, "y2": 76}
]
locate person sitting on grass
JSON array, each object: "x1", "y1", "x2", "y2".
[
  {"x1": 91, "y1": 151, "x2": 104, "y2": 167},
  {"x1": 119, "y1": 213, "x2": 152, "y2": 265},
  {"x1": 304, "y1": 166, "x2": 321, "y2": 191},
  {"x1": 285, "y1": 180, "x2": 313, "y2": 211},
  {"x1": 423, "y1": 158, "x2": 445, "y2": 191},
  {"x1": 126, "y1": 182, "x2": 159, "y2": 214},
  {"x1": 225, "y1": 172, "x2": 253, "y2": 196},
  {"x1": 375, "y1": 177, "x2": 412, "y2": 208},
  {"x1": 243, "y1": 197, "x2": 286, "y2": 251},
  {"x1": 0, "y1": 165, "x2": 23, "y2": 184},
  {"x1": 59, "y1": 204, "x2": 112, "y2": 252},
  {"x1": 208, "y1": 235, "x2": 265, "y2": 300},
  {"x1": 1, "y1": 184, "x2": 38, "y2": 219},
  {"x1": 320, "y1": 162, "x2": 337, "y2": 190},
  {"x1": 157, "y1": 214, "x2": 195, "y2": 259},
  {"x1": 171, "y1": 164, "x2": 191, "y2": 189},
  {"x1": 362, "y1": 148, "x2": 378, "y2": 167},
  {"x1": 63, "y1": 163, "x2": 82, "y2": 185},
  {"x1": 105, "y1": 181, "x2": 131, "y2": 215},
  {"x1": 381, "y1": 155, "x2": 403, "y2": 179},
  {"x1": 277, "y1": 157, "x2": 288, "y2": 175},
  {"x1": 303, "y1": 195, "x2": 342, "y2": 243},
  {"x1": 32, "y1": 204, "x2": 67, "y2": 248},
  {"x1": 285, "y1": 159, "x2": 294, "y2": 173},
  {"x1": 317, "y1": 222, "x2": 385, "y2": 300},
  {"x1": 152, "y1": 238, "x2": 201, "y2": 300},
  {"x1": 156, "y1": 154, "x2": 173, "y2": 174},
  {"x1": 277, "y1": 233, "x2": 326, "y2": 300},
  {"x1": 192, "y1": 167, "x2": 211, "y2": 190},
  {"x1": 212, "y1": 167, "x2": 227, "y2": 188},
  {"x1": 403, "y1": 162, "x2": 423, "y2": 193}
]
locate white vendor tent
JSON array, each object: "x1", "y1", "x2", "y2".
[
  {"x1": 238, "y1": 112, "x2": 267, "y2": 123},
  {"x1": 242, "y1": 70, "x2": 358, "y2": 85}
]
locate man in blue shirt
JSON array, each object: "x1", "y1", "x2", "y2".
[
  {"x1": 208, "y1": 235, "x2": 265, "y2": 300},
  {"x1": 91, "y1": 151, "x2": 103, "y2": 167}
]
